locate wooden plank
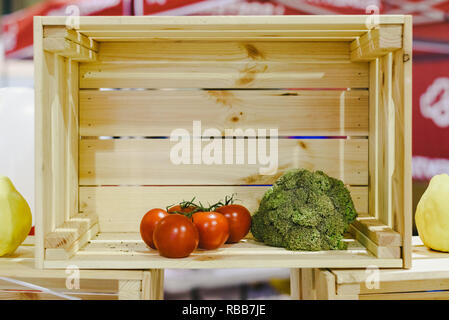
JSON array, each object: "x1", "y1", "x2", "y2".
[
  {"x1": 301, "y1": 268, "x2": 316, "y2": 300},
  {"x1": 118, "y1": 280, "x2": 141, "y2": 300},
  {"x1": 84, "y1": 31, "x2": 364, "y2": 41},
  {"x1": 45, "y1": 223, "x2": 99, "y2": 260},
  {"x1": 351, "y1": 216, "x2": 402, "y2": 247},
  {"x1": 290, "y1": 269, "x2": 301, "y2": 300},
  {"x1": 391, "y1": 17, "x2": 413, "y2": 269},
  {"x1": 142, "y1": 270, "x2": 164, "y2": 300},
  {"x1": 79, "y1": 138, "x2": 368, "y2": 186},
  {"x1": 80, "y1": 61, "x2": 368, "y2": 89},
  {"x1": 369, "y1": 60, "x2": 379, "y2": 220},
  {"x1": 43, "y1": 38, "x2": 97, "y2": 61},
  {"x1": 44, "y1": 213, "x2": 98, "y2": 250},
  {"x1": 315, "y1": 269, "x2": 336, "y2": 300},
  {"x1": 348, "y1": 225, "x2": 400, "y2": 259},
  {"x1": 359, "y1": 278, "x2": 449, "y2": 295},
  {"x1": 52, "y1": 54, "x2": 68, "y2": 232},
  {"x1": 67, "y1": 60, "x2": 79, "y2": 220},
  {"x1": 377, "y1": 53, "x2": 394, "y2": 227},
  {"x1": 34, "y1": 16, "x2": 49, "y2": 268},
  {"x1": 79, "y1": 186, "x2": 367, "y2": 233},
  {"x1": 40, "y1": 16, "x2": 406, "y2": 30},
  {"x1": 97, "y1": 41, "x2": 352, "y2": 62},
  {"x1": 359, "y1": 291, "x2": 449, "y2": 300},
  {"x1": 79, "y1": 90, "x2": 369, "y2": 137},
  {"x1": 44, "y1": 26, "x2": 99, "y2": 52},
  {"x1": 350, "y1": 25, "x2": 403, "y2": 61},
  {"x1": 43, "y1": 232, "x2": 403, "y2": 269}
]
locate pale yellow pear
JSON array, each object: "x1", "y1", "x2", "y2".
[
  {"x1": 416, "y1": 174, "x2": 449, "y2": 252},
  {"x1": 0, "y1": 176, "x2": 32, "y2": 256}
]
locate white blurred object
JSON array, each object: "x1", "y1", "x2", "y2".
[
  {"x1": 164, "y1": 268, "x2": 290, "y2": 294},
  {"x1": 0, "y1": 87, "x2": 35, "y2": 226}
]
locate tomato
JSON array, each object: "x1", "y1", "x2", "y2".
[
  {"x1": 215, "y1": 204, "x2": 252, "y2": 243},
  {"x1": 140, "y1": 208, "x2": 169, "y2": 249},
  {"x1": 192, "y1": 211, "x2": 230, "y2": 250},
  {"x1": 153, "y1": 214, "x2": 199, "y2": 258},
  {"x1": 167, "y1": 205, "x2": 197, "y2": 216}
]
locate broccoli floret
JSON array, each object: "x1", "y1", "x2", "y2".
[{"x1": 251, "y1": 169, "x2": 357, "y2": 251}]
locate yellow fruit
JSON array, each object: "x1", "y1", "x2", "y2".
[
  {"x1": 415, "y1": 174, "x2": 449, "y2": 252},
  {"x1": 0, "y1": 176, "x2": 32, "y2": 256}
]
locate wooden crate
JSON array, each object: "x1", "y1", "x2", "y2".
[
  {"x1": 34, "y1": 16, "x2": 412, "y2": 271},
  {"x1": 0, "y1": 238, "x2": 163, "y2": 300},
  {"x1": 293, "y1": 237, "x2": 449, "y2": 300}
]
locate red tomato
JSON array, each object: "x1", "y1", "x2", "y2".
[
  {"x1": 168, "y1": 205, "x2": 197, "y2": 216},
  {"x1": 215, "y1": 204, "x2": 252, "y2": 243},
  {"x1": 192, "y1": 211, "x2": 230, "y2": 250},
  {"x1": 140, "y1": 208, "x2": 168, "y2": 249},
  {"x1": 153, "y1": 214, "x2": 199, "y2": 258}
]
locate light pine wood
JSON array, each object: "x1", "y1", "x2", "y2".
[
  {"x1": 300, "y1": 268, "x2": 316, "y2": 300},
  {"x1": 79, "y1": 138, "x2": 368, "y2": 186},
  {"x1": 377, "y1": 53, "x2": 394, "y2": 228},
  {"x1": 98, "y1": 41, "x2": 352, "y2": 62},
  {"x1": 351, "y1": 216, "x2": 401, "y2": 247},
  {"x1": 348, "y1": 225, "x2": 400, "y2": 259},
  {"x1": 303, "y1": 237, "x2": 449, "y2": 300},
  {"x1": 80, "y1": 60, "x2": 368, "y2": 89},
  {"x1": 43, "y1": 38, "x2": 97, "y2": 61},
  {"x1": 290, "y1": 269, "x2": 301, "y2": 300},
  {"x1": 45, "y1": 223, "x2": 99, "y2": 260},
  {"x1": 39, "y1": 15, "x2": 406, "y2": 30},
  {"x1": 368, "y1": 60, "x2": 379, "y2": 220},
  {"x1": 34, "y1": 16, "x2": 48, "y2": 269},
  {"x1": 391, "y1": 16, "x2": 413, "y2": 269},
  {"x1": 142, "y1": 270, "x2": 164, "y2": 300},
  {"x1": 0, "y1": 239, "x2": 158, "y2": 300},
  {"x1": 35, "y1": 16, "x2": 413, "y2": 270},
  {"x1": 80, "y1": 90, "x2": 369, "y2": 137},
  {"x1": 44, "y1": 212, "x2": 98, "y2": 249},
  {"x1": 79, "y1": 186, "x2": 367, "y2": 233},
  {"x1": 314, "y1": 269, "x2": 336, "y2": 300},
  {"x1": 44, "y1": 26, "x2": 99, "y2": 52},
  {"x1": 43, "y1": 232, "x2": 402, "y2": 269},
  {"x1": 67, "y1": 60, "x2": 79, "y2": 220},
  {"x1": 350, "y1": 25, "x2": 403, "y2": 61},
  {"x1": 118, "y1": 280, "x2": 142, "y2": 300}
]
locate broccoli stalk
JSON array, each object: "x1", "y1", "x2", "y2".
[{"x1": 251, "y1": 169, "x2": 357, "y2": 251}]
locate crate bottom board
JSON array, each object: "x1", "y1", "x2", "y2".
[{"x1": 43, "y1": 233, "x2": 402, "y2": 269}]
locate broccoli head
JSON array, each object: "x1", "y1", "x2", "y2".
[{"x1": 251, "y1": 169, "x2": 357, "y2": 251}]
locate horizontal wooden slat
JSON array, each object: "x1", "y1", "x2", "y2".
[
  {"x1": 79, "y1": 138, "x2": 368, "y2": 186},
  {"x1": 79, "y1": 186, "x2": 367, "y2": 232},
  {"x1": 80, "y1": 61, "x2": 368, "y2": 89},
  {"x1": 98, "y1": 41, "x2": 352, "y2": 62},
  {"x1": 41, "y1": 16, "x2": 406, "y2": 30},
  {"x1": 43, "y1": 232, "x2": 403, "y2": 269},
  {"x1": 80, "y1": 90, "x2": 369, "y2": 137}
]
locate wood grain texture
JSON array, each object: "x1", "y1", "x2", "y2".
[
  {"x1": 79, "y1": 138, "x2": 368, "y2": 186},
  {"x1": 142, "y1": 270, "x2": 164, "y2": 300},
  {"x1": 348, "y1": 225, "x2": 400, "y2": 259},
  {"x1": 351, "y1": 216, "x2": 401, "y2": 247},
  {"x1": 40, "y1": 15, "x2": 406, "y2": 30},
  {"x1": 43, "y1": 232, "x2": 403, "y2": 269},
  {"x1": 80, "y1": 61, "x2": 368, "y2": 89},
  {"x1": 391, "y1": 17, "x2": 413, "y2": 269},
  {"x1": 79, "y1": 186, "x2": 367, "y2": 232},
  {"x1": 350, "y1": 25, "x2": 403, "y2": 61},
  {"x1": 98, "y1": 41, "x2": 352, "y2": 62},
  {"x1": 79, "y1": 90, "x2": 369, "y2": 137}
]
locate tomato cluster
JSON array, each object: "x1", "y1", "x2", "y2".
[{"x1": 140, "y1": 198, "x2": 252, "y2": 259}]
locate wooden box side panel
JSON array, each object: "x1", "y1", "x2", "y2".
[{"x1": 34, "y1": 18, "x2": 81, "y2": 267}]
